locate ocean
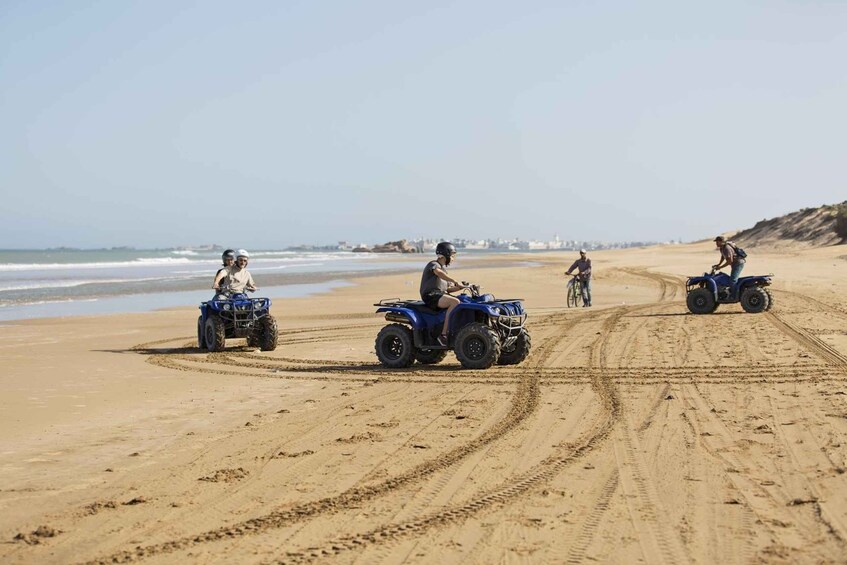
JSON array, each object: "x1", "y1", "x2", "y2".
[{"x1": 0, "y1": 248, "x2": 427, "y2": 322}]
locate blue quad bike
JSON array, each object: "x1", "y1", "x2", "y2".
[
  {"x1": 197, "y1": 292, "x2": 278, "y2": 352},
  {"x1": 374, "y1": 284, "x2": 530, "y2": 370},
  {"x1": 685, "y1": 269, "x2": 774, "y2": 314}
]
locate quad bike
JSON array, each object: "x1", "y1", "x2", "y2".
[
  {"x1": 198, "y1": 291, "x2": 278, "y2": 352},
  {"x1": 685, "y1": 268, "x2": 774, "y2": 314},
  {"x1": 374, "y1": 284, "x2": 529, "y2": 370}
]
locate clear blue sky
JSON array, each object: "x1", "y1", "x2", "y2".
[{"x1": 2, "y1": 1, "x2": 845, "y2": 249}]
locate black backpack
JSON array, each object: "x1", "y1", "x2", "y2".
[{"x1": 729, "y1": 242, "x2": 747, "y2": 259}]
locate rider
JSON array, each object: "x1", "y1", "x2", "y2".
[
  {"x1": 713, "y1": 236, "x2": 745, "y2": 296},
  {"x1": 420, "y1": 241, "x2": 466, "y2": 346},
  {"x1": 565, "y1": 249, "x2": 592, "y2": 307},
  {"x1": 213, "y1": 249, "x2": 257, "y2": 295},
  {"x1": 212, "y1": 249, "x2": 235, "y2": 298}
]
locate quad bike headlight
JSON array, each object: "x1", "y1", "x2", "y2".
[{"x1": 223, "y1": 303, "x2": 231, "y2": 311}]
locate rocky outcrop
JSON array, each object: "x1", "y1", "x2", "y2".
[{"x1": 371, "y1": 240, "x2": 419, "y2": 253}]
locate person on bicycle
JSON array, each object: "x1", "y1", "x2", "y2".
[
  {"x1": 713, "y1": 236, "x2": 745, "y2": 296},
  {"x1": 213, "y1": 249, "x2": 257, "y2": 296},
  {"x1": 565, "y1": 249, "x2": 592, "y2": 307},
  {"x1": 420, "y1": 241, "x2": 466, "y2": 346}
]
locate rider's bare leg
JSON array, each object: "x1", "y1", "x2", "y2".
[{"x1": 438, "y1": 294, "x2": 460, "y2": 339}]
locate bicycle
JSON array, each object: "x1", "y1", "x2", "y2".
[{"x1": 566, "y1": 275, "x2": 583, "y2": 308}]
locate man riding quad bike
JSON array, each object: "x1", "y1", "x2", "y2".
[
  {"x1": 686, "y1": 267, "x2": 774, "y2": 314},
  {"x1": 373, "y1": 283, "x2": 530, "y2": 370}
]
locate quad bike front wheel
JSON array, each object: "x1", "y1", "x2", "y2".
[
  {"x1": 686, "y1": 288, "x2": 717, "y2": 314},
  {"x1": 197, "y1": 316, "x2": 206, "y2": 349},
  {"x1": 204, "y1": 315, "x2": 226, "y2": 352},
  {"x1": 763, "y1": 288, "x2": 774, "y2": 311},
  {"x1": 455, "y1": 322, "x2": 501, "y2": 370},
  {"x1": 256, "y1": 315, "x2": 278, "y2": 351},
  {"x1": 414, "y1": 348, "x2": 448, "y2": 365},
  {"x1": 497, "y1": 329, "x2": 531, "y2": 365},
  {"x1": 740, "y1": 286, "x2": 769, "y2": 313},
  {"x1": 375, "y1": 323, "x2": 414, "y2": 368}
]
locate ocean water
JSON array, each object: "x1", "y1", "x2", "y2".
[{"x1": 0, "y1": 249, "x2": 425, "y2": 322}]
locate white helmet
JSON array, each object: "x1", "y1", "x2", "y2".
[
  {"x1": 236, "y1": 249, "x2": 250, "y2": 259},
  {"x1": 579, "y1": 248, "x2": 587, "y2": 254}
]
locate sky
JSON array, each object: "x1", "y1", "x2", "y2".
[{"x1": 1, "y1": 1, "x2": 845, "y2": 249}]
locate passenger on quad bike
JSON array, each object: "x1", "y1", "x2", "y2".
[
  {"x1": 212, "y1": 249, "x2": 235, "y2": 300},
  {"x1": 420, "y1": 242, "x2": 466, "y2": 346},
  {"x1": 713, "y1": 236, "x2": 745, "y2": 298},
  {"x1": 565, "y1": 248, "x2": 592, "y2": 307}
]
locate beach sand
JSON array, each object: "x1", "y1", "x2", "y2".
[{"x1": 2, "y1": 243, "x2": 847, "y2": 564}]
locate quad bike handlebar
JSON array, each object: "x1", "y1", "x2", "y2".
[{"x1": 458, "y1": 282, "x2": 481, "y2": 297}]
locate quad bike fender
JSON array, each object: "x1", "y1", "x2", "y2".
[
  {"x1": 376, "y1": 306, "x2": 425, "y2": 329},
  {"x1": 738, "y1": 276, "x2": 772, "y2": 289},
  {"x1": 686, "y1": 276, "x2": 718, "y2": 296}
]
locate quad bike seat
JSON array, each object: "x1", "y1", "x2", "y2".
[{"x1": 402, "y1": 300, "x2": 443, "y2": 315}]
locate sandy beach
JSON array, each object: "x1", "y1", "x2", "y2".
[{"x1": 2, "y1": 243, "x2": 847, "y2": 564}]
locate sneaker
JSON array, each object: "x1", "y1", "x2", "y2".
[{"x1": 437, "y1": 335, "x2": 448, "y2": 347}]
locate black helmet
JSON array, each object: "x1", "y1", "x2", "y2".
[
  {"x1": 222, "y1": 249, "x2": 235, "y2": 262},
  {"x1": 435, "y1": 242, "x2": 456, "y2": 257}
]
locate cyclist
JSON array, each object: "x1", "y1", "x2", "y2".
[
  {"x1": 565, "y1": 249, "x2": 592, "y2": 307},
  {"x1": 420, "y1": 241, "x2": 466, "y2": 346}
]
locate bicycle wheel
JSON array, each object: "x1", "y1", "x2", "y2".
[{"x1": 567, "y1": 280, "x2": 582, "y2": 308}]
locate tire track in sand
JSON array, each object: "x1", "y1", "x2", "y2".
[
  {"x1": 85, "y1": 329, "x2": 551, "y2": 564},
  {"x1": 765, "y1": 311, "x2": 847, "y2": 369},
  {"x1": 270, "y1": 307, "x2": 618, "y2": 563}
]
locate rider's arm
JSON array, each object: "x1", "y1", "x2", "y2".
[
  {"x1": 714, "y1": 247, "x2": 733, "y2": 270},
  {"x1": 433, "y1": 267, "x2": 462, "y2": 292},
  {"x1": 245, "y1": 272, "x2": 257, "y2": 291},
  {"x1": 213, "y1": 269, "x2": 227, "y2": 290}
]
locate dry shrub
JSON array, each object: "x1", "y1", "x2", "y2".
[{"x1": 836, "y1": 204, "x2": 847, "y2": 240}]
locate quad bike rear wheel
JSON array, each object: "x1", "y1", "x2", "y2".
[
  {"x1": 197, "y1": 316, "x2": 206, "y2": 349},
  {"x1": 686, "y1": 288, "x2": 717, "y2": 314},
  {"x1": 375, "y1": 323, "x2": 414, "y2": 368},
  {"x1": 455, "y1": 323, "x2": 501, "y2": 370},
  {"x1": 497, "y1": 329, "x2": 531, "y2": 365},
  {"x1": 204, "y1": 315, "x2": 226, "y2": 352},
  {"x1": 740, "y1": 286, "x2": 769, "y2": 313},
  {"x1": 414, "y1": 348, "x2": 448, "y2": 365}
]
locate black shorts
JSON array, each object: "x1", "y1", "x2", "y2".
[{"x1": 422, "y1": 290, "x2": 445, "y2": 310}]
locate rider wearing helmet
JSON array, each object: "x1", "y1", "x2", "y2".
[
  {"x1": 420, "y1": 242, "x2": 466, "y2": 346},
  {"x1": 229, "y1": 249, "x2": 257, "y2": 293},
  {"x1": 212, "y1": 249, "x2": 235, "y2": 299}
]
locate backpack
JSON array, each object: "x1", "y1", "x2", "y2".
[{"x1": 729, "y1": 242, "x2": 747, "y2": 259}]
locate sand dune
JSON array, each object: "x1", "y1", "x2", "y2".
[{"x1": 2, "y1": 242, "x2": 847, "y2": 564}]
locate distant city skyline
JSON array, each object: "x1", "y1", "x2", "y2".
[{"x1": 2, "y1": 2, "x2": 845, "y2": 249}]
